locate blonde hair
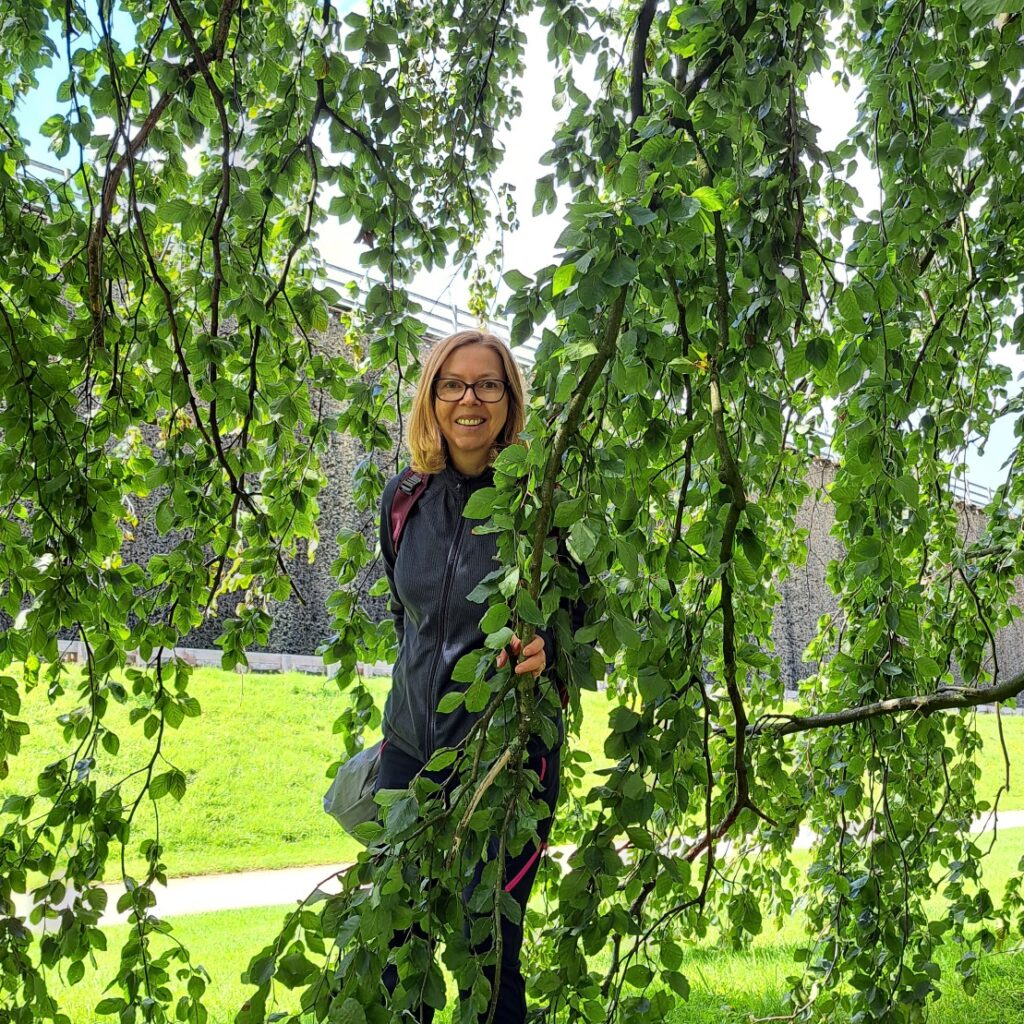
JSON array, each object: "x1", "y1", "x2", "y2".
[{"x1": 408, "y1": 330, "x2": 526, "y2": 474}]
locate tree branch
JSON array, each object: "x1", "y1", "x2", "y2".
[
  {"x1": 527, "y1": 286, "x2": 628, "y2": 600},
  {"x1": 85, "y1": 0, "x2": 239, "y2": 341},
  {"x1": 757, "y1": 667, "x2": 1024, "y2": 738},
  {"x1": 629, "y1": 0, "x2": 658, "y2": 124},
  {"x1": 679, "y1": 3, "x2": 758, "y2": 106}
]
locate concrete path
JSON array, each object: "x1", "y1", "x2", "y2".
[{"x1": 17, "y1": 810, "x2": 1024, "y2": 928}]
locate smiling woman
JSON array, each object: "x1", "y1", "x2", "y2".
[
  {"x1": 407, "y1": 330, "x2": 526, "y2": 476},
  {"x1": 432, "y1": 350, "x2": 509, "y2": 476},
  {"x1": 372, "y1": 329, "x2": 567, "y2": 1023}
]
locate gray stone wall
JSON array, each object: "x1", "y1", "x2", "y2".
[
  {"x1": 772, "y1": 458, "x2": 1024, "y2": 693},
  {"x1": 174, "y1": 426, "x2": 397, "y2": 654},
  {"x1": 41, "y1": 306, "x2": 1024, "y2": 693},
  {"x1": 167, "y1": 434, "x2": 1024, "y2": 699}
]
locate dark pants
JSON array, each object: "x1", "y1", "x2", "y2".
[{"x1": 376, "y1": 741, "x2": 560, "y2": 1024}]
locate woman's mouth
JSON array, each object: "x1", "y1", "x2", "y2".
[{"x1": 455, "y1": 417, "x2": 486, "y2": 427}]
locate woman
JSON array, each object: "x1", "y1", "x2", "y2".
[{"x1": 376, "y1": 329, "x2": 569, "y2": 1024}]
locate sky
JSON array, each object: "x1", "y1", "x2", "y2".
[{"x1": 15, "y1": 9, "x2": 1022, "y2": 496}]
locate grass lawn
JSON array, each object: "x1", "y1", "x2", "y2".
[
  {"x1": 7, "y1": 666, "x2": 1024, "y2": 1022},
  {"x1": 44, "y1": 839, "x2": 1024, "y2": 1024},
  {"x1": 2, "y1": 666, "x2": 1024, "y2": 880}
]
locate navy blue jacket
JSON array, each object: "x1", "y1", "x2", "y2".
[{"x1": 379, "y1": 464, "x2": 575, "y2": 763}]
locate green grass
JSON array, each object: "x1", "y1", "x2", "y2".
[
  {"x1": 0, "y1": 666, "x2": 623, "y2": 879},
  {"x1": 43, "y1": 862, "x2": 1024, "y2": 1024},
  {"x1": 3, "y1": 667, "x2": 375, "y2": 877},
  {"x1": 3, "y1": 666, "x2": 1024, "y2": 880},
  {"x1": 6, "y1": 664, "x2": 1022, "y2": 1022}
]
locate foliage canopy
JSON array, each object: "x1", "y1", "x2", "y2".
[{"x1": 2, "y1": 1, "x2": 1024, "y2": 1022}]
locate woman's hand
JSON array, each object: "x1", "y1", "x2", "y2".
[{"x1": 496, "y1": 634, "x2": 546, "y2": 679}]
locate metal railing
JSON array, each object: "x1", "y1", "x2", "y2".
[{"x1": 321, "y1": 261, "x2": 543, "y2": 363}]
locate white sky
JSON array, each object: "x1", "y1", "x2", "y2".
[{"x1": 19, "y1": 10, "x2": 1022, "y2": 493}]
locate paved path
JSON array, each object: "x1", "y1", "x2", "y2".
[{"x1": 17, "y1": 811, "x2": 1024, "y2": 928}]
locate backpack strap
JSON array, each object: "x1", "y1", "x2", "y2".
[{"x1": 390, "y1": 469, "x2": 431, "y2": 553}]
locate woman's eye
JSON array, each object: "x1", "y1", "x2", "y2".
[{"x1": 480, "y1": 381, "x2": 500, "y2": 393}]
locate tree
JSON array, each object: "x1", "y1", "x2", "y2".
[{"x1": 2, "y1": 0, "x2": 1024, "y2": 1021}]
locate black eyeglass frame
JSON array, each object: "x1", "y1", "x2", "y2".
[{"x1": 432, "y1": 378, "x2": 508, "y2": 403}]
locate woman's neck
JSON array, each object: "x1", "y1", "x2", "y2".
[{"x1": 448, "y1": 453, "x2": 489, "y2": 478}]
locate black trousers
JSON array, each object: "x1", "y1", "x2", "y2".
[{"x1": 376, "y1": 741, "x2": 560, "y2": 1024}]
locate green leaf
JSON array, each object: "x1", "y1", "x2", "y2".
[
  {"x1": 437, "y1": 690, "x2": 465, "y2": 714},
  {"x1": 515, "y1": 590, "x2": 546, "y2": 627},
  {"x1": 893, "y1": 473, "x2": 919, "y2": 508},
  {"x1": 610, "y1": 706, "x2": 641, "y2": 732},
  {"x1": 484, "y1": 625, "x2": 514, "y2": 650},
  {"x1": 691, "y1": 186, "x2": 723, "y2": 211},
  {"x1": 660, "y1": 939, "x2": 684, "y2": 971},
  {"x1": 463, "y1": 487, "x2": 498, "y2": 519},
  {"x1": 837, "y1": 287, "x2": 861, "y2": 323},
  {"x1": 451, "y1": 650, "x2": 483, "y2": 682},
  {"x1": 276, "y1": 952, "x2": 317, "y2": 988},
  {"x1": 627, "y1": 204, "x2": 657, "y2": 225},
  {"x1": 503, "y1": 269, "x2": 531, "y2": 290},
  {"x1": 464, "y1": 677, "x2": 490, "y2": 711},
  {"x1": 168, "y1": 769, "x2": 187, "y2": 801},
  {"x1": 806, "y1": 336, "x2": 832, "y2": 370},
  {"x1": 568, "y1": 518, "x2": 599, "y2": 560},
  {"x1": 962, "y1": 0, "x2": 1009, "y2": 20},
  {"x1": 330, "y1": 997, "x2": 367, "y2": 1024},
  {"x1": 154, "y1": 499, "x2": 174, "y2": 535},
  {"x1": 386, "y1": 793, "x2": 419, "y2": 835},
  {"x1": 156, "y1": 198, "x2": 194, "y2": 224},
  {"x1": 492, "y1": 445, "x2": 528, "y2": 475},
  {"x1": 552, "y1": 263, "x2": 576, "y2": 296},
  {"x1": 554, "y1": 498, "x2": 584, "y2": 528},
  {"x1": 425, "y1": 748, "x2": 457, "y2": 771},
  {"x1": 877, "y1": 273, "x2": 898, "y2": 308},
  {"x1": 618, "y1": 151, "x2": 639, "y2": 194},
  {"x1": 479, "y1": 602, "x2": 510, "y2": 633},
  {"x1": 601, "y1": 255, "x2": 638, "y2": 287},
  {"x1": 666, "y1": 970, "x2": 690, "y2": 998},
  {"x1": 624, "y1": 963, "x2": 653, "y2": 987},
  {"x1": 739, "y1": 528, "x2": 764, "y2": 568}
]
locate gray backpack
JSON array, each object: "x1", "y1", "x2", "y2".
[
  {"x1": 323, "y1": 740, "x2": 381, "y2": 842},
  {"x1": 323, "y1": 473, "x2": 429, "y2": 842}
]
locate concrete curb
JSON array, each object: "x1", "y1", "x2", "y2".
[{"x1": 54, "y1": 639, "x2": 392, "y2": 678}]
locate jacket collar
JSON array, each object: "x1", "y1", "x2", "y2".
[{"x1": 438, "y1": 462, "x2": 495, "y2": 491}]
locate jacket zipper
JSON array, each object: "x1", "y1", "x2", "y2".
[{"x1": 425, "y1": 479, "x2": 468, "y2": 757}]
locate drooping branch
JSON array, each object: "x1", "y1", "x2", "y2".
[
  {"x1": 756, "y1": 667, "x2": 1024, "y2": 738},
  {"x1": 678, "y1": 3, "x2": 759, "y2": 106},
  {"x1": 85, "y1": 0, "x2": 240, "y2": 338},
  {"x1": 525, "y1": 2, "x2": 652, "y2": 595},
  {"x1": 527, "y1": 286, "x2": 628, "y2": 600},
  {"x1": 629, "y1": 0, "x2": 658, "y2": 124}
]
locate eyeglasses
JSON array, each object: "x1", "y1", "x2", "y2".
[{"x1": 432, "y1": 378, "x2": 508, "y2": 403}]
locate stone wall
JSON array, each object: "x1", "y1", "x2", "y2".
[
  {"x1": 772, "y1": 458, "x2": 1024, "y2": 692},
  {"x1": 27, "y1": 304, "x2": 1024, "y2": 694},
  {"x1": 168, "y1": 426, "x2": 1024, "y2": 697}
]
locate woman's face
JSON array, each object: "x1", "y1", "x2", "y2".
[{"x1": 433, "y1": 343, "x2": 509, "y2": 476}]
